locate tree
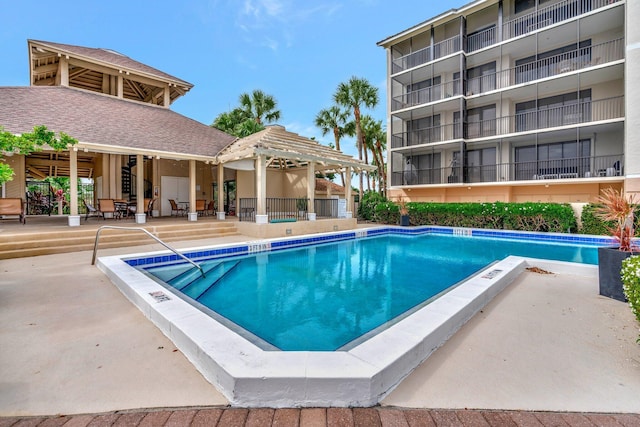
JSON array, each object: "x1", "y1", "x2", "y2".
[
  {"x1": 361, "y1": 115, "x2": 386, "y2": 193},
  {"x1": 239, "y1": 89, "x2": 281, "y2": 125},
  {"x1": 333, "y1": 77, "x2": 379, "y2": 198},
  {"x1": 314, "y1": 106, "x2": 355, "y2": 187},
  {"x1": 0, "y1": 125, "x2": 77, "y2": 185}
]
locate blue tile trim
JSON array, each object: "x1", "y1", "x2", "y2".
[{"x1": 125, "y1": 226, "x2": 620, "y2": 269}]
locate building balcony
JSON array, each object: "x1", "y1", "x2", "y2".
[
  {"x1": 391, "y1": 154, "x2": 623, "y2": 187},
  {"x1": 392, "y1": 35, "x2": 462, "y2": 73},
  {"x1": 390, "y1": 96, "x2": 623, "y2": 148},
  {"x1": 466, "y1": 38, "x2": 623, "y2": 96},
  {"x1": 391, "y1": 0, "x2": 622, "y2": 73},
  {"x1": 391, "y1": 38, "x2": 623, "y2": 112}
]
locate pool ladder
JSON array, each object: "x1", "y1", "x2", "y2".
[{"x1": 91, "y1": 225, "x2": 205, "y2": 278}]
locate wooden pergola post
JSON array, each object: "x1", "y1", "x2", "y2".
[
  {"x1": 345, "y1": 166, "x2": 353, "y2": 218},
  {"x1": 188, "y1": 159, "x2": 197, "y2": 221},
  {"x1": 217, "y1": 164, "x2": 225, "y2": 220},
  {"x1": 68, "y1": 147, "x2": 80, "y2": 226},
  {"x1": 135, "y1": 153, "x2": 146, "y2": 223},
  {"x1": 255, "y1": 154, "x2": 268, "y2": 224},
  {"x1": 307, "y1": 161, "x2": 315, "y2": 220}
]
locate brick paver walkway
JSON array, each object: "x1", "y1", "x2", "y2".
[{"x1": 1, "y1": 407, "x2": 639, "y2": 426}]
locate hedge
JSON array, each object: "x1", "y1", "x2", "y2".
[
  {"x1": 374, "y1": 201, "x2": 578, "y2": 233},
  {"x1": 580, "y1": 203, "x2": 640, "y2": 236}
]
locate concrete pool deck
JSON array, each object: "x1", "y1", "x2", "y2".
[{"x1": 1, "y1": 233, "x2": 640, "y2": 418}]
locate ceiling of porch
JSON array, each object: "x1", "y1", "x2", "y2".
[{"x1": 25, "y1": 151, "x2": 96, "y2": 180}]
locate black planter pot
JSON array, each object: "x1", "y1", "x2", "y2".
[
  {"x1": 597, "y1": 246, "x2": 634, "y2": 302},
  {"x1": 400, "y1": 214, "x2": 410, "y2": 226}
]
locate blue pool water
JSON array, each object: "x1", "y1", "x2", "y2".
[{"x1": 142, "y1": 233, "x2": 597, "y2": 351}]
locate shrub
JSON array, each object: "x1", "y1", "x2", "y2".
[
  {"x1": 399, "y1": 201, "x2": 576, "y2": 233},
  {"x1": 358, "y1": 191, "x2": 386, "y2": 221},
  {"x1": 621, "y1": 255, "x2": 640, "y2": 341},
  {"x1": 374, "y1": 201, "x2": 399, "y2": 224}
]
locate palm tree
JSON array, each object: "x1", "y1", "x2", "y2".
[
  {"x1": 314, "y1": 106, "x2": 355, "y2": 187},
  {"x1": 239, "y1": 90, "x2": 281, "y2": 125},
  {"x1": 361, "y1": 115, "x2": 386, "y2": 193},
  {"x1": 333, "y1": 77, "x2": 379, "y2": 198}
]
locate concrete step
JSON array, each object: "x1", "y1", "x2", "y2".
[{"x1": 0, "y1": 222, "x2": 239, "y2": 259}]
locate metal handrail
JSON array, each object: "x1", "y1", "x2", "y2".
[{"x1": 91, "y1": 225, "x2": 205, "y2": 278}]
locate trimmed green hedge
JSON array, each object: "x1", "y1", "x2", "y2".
[
  {"x1": 579, "y1": 203, "x2": 640, "y2": 236},
  {"x1": 374, "y1": 201, "x2": 578, "y2": 233}
]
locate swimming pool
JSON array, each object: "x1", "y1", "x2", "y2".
[
  {"x1": 142, "y1": 233, "x2": 598, "y2": 351},
  {"x1": 97, "y1": 225, "x2": 604, "y2": 407}
]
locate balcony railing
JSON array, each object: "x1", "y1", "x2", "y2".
[
  {"x1": 391, "y1": 0, "x2": 621, "y2": 73},
  {"x1": 392, "y1": 154, "x2": 623, "y2": 186},
  {"x1": 391, "y1": 96, "x2": 623, "y2": 147},
  {"x1": 392, "y1": 35, "x2": 462, "y2": 73},
  {"x1": 469, "y1": 96, "x2": 623, "y2": 138},
  {"x1": 467, "y1": 26, "x2": 497, "y2": 53},
  {"x1": 238, "y1": 198, "x2": 340, "y2": 222},
  {"x1": 391, "y1": 122, "x2": 461, "y2": 149},
  {"x1": 466, "y1": 38, "x2": 623, "y2": 96},
  {"x1": 392, "y1": 79, "x2": 461, "y2": 111},
  {"x1": 503, "y1": 0, "x2": 621, "y2": 41}
]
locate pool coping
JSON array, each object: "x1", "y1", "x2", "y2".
[{"x1": 97, "y1": 226, "x2": 601, "y2": 407}]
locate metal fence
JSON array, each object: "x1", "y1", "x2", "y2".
[
  {"x1": 25, "y1": 180, "x2": 95, "y2": 215},
  {"x1": 238, "y1": 198, "x2": 340, "y2": 222}
]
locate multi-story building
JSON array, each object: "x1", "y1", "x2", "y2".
[{"x1": 378, "y1": 0, "x2": 637, "y2": 203}]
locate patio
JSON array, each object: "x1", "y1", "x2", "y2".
[{"x1": 1, "y1": 232, "x2": 639, "y2": 418}]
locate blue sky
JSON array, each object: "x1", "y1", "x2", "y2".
[{"x1": 1, "y1": 0, "x2": 465, "y2": 158}]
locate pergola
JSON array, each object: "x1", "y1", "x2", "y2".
[{"x1": 215, "y1": 125, "x2": 376, "y2": 222}]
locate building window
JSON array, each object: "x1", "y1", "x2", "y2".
[
  {"x1": 514, "y1": 139, "x2": 590, "y2": 180},
  {"x1": 406, "y1": 76, "x2": 441, "y2": 105},
  {"x1": 466, "y1": 105, "x2": 497, "y2": 138},
  {"x1": 407, "y1": 115, "x2": 441, "y2": 146},
  {"x1": 466, "y1": 62, "x2": 496, "y2": 95},
  {"x1": 515, "y1": 89, "x2": 591, "y2": 132},
  {"x1": 465, "y1": 147, "x2": 497, "y2": 182},
  {"x1": 401, "y1": 153, "x2": 442, "y2": 185}
]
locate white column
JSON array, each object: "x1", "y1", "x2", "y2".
[
  {"x1": 164, "y1": 86, "x2": 171, "y2": 108},
  {"x1": 135, "y1": 154, "x2": 146, "y2": 223},
  {"x1": 307, "y1": 162, "x2": 316, "y2": 221},
  {"x1": 188, "y1": 159, "x2": 197, "y2": 221},
  {"x1": 217, "y1": 164, "x2": 225, "y2": 220},
  {"x1": 255, "y1": 155, "x2": 268, "y2": 224},
  {"x1": 68, "y1": 148, "x2": 80, "y2": 226},
  {"x1": 345, "y1": 166, "x2": 353, "y2": 219}
]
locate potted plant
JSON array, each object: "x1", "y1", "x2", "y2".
[
  {"x1": 594, "y1": 188, "x2": 638, "y2": 301},
  {"x1": 55, "y1": 188, "x2": 65, "y2": 216},
  {"x1": 398, "y1": 197, "x2": 410, "y2": 226}
]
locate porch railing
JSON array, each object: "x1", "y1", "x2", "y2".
[
  {"x1": 239, "y1": 198, "x2": 340, "y2": 222},
  {"x1": 393, "y1": 154, "x2": 623, "y2": 186},
  {"x1": 391, "y1": 96, "x2": 623, "y2": 148},
  {"x1": 392, "y1": 79, "x2": 462, "y2": 111}
]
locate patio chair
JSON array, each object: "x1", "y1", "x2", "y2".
[
  {"x1": 83, "y1": 199, "x2": 102, "y2": 221},
  {"x1": 207, "y1": 200, "x2": 216, "y2": 216},
  {"x1": 145, "y1": 198, "x2": 157, "y2": 217},
  {"x1": 98, "y1": 199, "x2": 119, "y2": 220},
  {"x1": 169, "y1": 199, "x2": 185, "y2": 216},
  {"x1": 196, "y1": 199, "x2": 206, "y2": 216}
]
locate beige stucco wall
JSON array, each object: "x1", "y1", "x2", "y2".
[
  {"x1": 390, "y1": 181, "x2": 622, "y2": 204},
  {"x1": 626, "y1": 0, "x2": 640, "y2": 178},
  {"x1": 236, "y1": 218, "x2": 358, "y2": 239}
]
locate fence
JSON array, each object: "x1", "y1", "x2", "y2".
[{"x1": 238, "y1": 198, "x2": 340, "y2": 222}]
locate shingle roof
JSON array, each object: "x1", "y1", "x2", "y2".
[
  {"x1": 29, "y1": 39, "x2": 193, "y2": 88},
  {"x1": 0, "y1": 86, "x2": 235, "y2": 159}
]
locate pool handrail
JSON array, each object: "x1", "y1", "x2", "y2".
[{"x1": 91, "y1": 225, "x2": 205, "y2": 278}]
